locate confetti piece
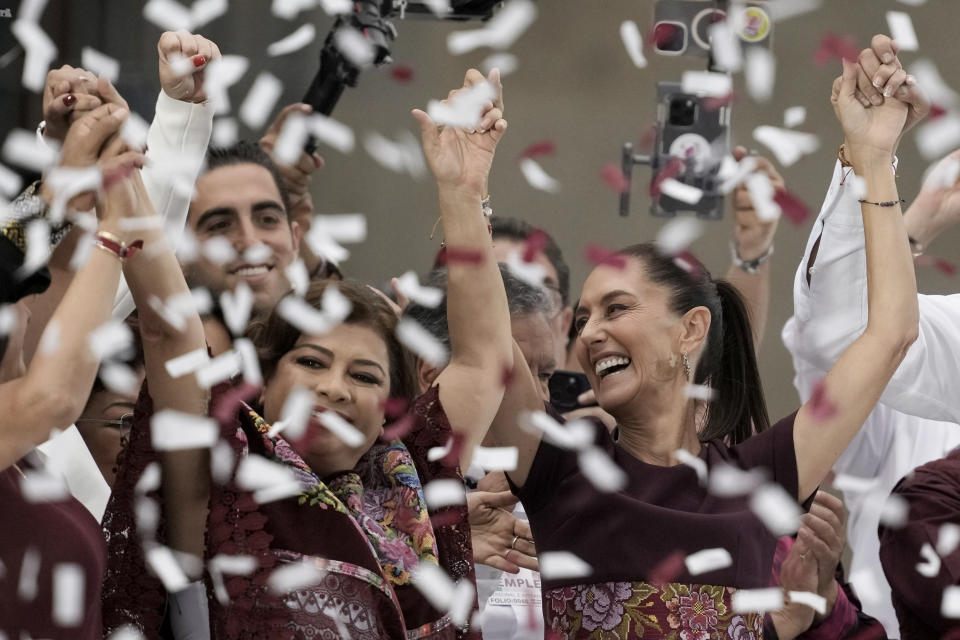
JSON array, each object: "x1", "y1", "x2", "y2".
[
  {"x1": 745, "y1": 47, "x2": 775, "y2": 103},
  {"x1": 731, "y1": 587, "x2": 783, "y2": 613},
  {"x1": 539, "y1": 551, "x2": 592, "y2": 580},
  {"x1": 395, "y1": 270, "x2": 444, "y2": 308},
  {"x1": 315, "y1": 410, "x2": 366, "y2": 447},
  {"x1": 420, "y1": 0, "x2": 451, "y2": 16},
  {"x1": 276, "y1": 296, "x2": 336, "y2": 335},
  {"x1": 239, "y1": 72, "x2": 284, "y2": 131},
  {"x1": 205, "y1": 55, "x2": 250, "y2": 115},
  {"x1": 886, "y1": 11, "x2": 919, "y2": 51},
  {"x1": 313, "y1": 213, "x2": 367, "y2": 244},
  {"x1": 273, "y1": 0, "x2": 318, "y2": 19},
  {"x1": 446, "y1": 0, "x2": 537, "y2": 55},
  {"x1": 11, "y1": 19, "x2": 58, "y2": 92},
  {"x1": 674, "y1": 449, "x2": 707, "y2": 486},
  {"x1": 909, "y1": 59, "x2": 959, "y2": 110},
  {"x1": 943, "y1": 585, "x2": 960, "y2": 618},
  {"x1": 766, "y1": 0, "x2": 823, "y2": 21},
  {"x1": 708, "y1": 463, "x2": 766, "y2": 497},
  {"x1": 143, "y1": 0, "x2": 192, "y2": 31},
  {"x1": 879, "y1": 493, "x2": 909, "y2": 528},
  {"x1": 773, "y1": 189, "x2": 811, "y2": 226},
  {"x1": 235, "y1": 454, "x2": 304, "y2": 504},
  {"x1": 267, "y1": 23, "x2": 316, "y2": 57},
  {"x1": 100, "y1": 362, "x2": 140, "y2": 395},
  {"x1": 107, "y1": 625, "x2": 148, "y2": 639},
  {"x1": 412, "y1": 561, "x2": 456, "y2": 610},
  {"x1": 81, "y1": 46, "x2": 120, "y2": 84},
  {"x1": 519, "y1": 140, "x2": 556, "y2": 160},
  {"x1": 620, "y1": 20, "x2": 647, "y2": 69},
  {"x1": 18, "y1": 219, "x2": 51, "y2": 276},
  {"x1": 285, "y1": 259, "x2": 309, "y2": 298},
  {"x1": 685, "y1": 548, "x2": 732, "y2": 576},
  {"x1": 383, "y1": 413, "x2": 415, "y2": 440},
  {"x1": 742, "y1": 172, "x2": 782, "y2": 223},
  {"x1": 2, "y1": 128, "x2": 59, "y2": 173},
  {"x1": 0, "y1": 164, "x2": 22, "y2": 200},
  {"x1": 45, "y1": 165, "x2": 102, "y2": 222},
  {"x1": 915, "y1": 115, "x2": 960, "y2": 161},
  {"x1": 210, "y1": 554, "x2": 258, "y2": 575},
  {"x1": 52, "y1": 563, "x2": 84, "y2": 627},
  {"x1": 915, "y1": 255, "x2": 957, "y2": 276},
  {"x1": 579, "y1": 447, "x2": 627, "y2": 492},
  {"x1": 655, "y1": 217, "x2": 704, "y2": 255},
  {"x1": 753, "y1": 126, "x2": 819, "y2": 167},
  {"x1": 39, "y1": 319, "x2": 60, "y2": 354},
  {"x1": 210, "y1": 440, "x2": 235, "y2": 484},
  {"x1": 220, "y1": 283, "x2": 254, "y2": 337},
  {"x1": 88, "y1": 319, "x2": 134, "y2": 361},
  {"x1": 519, "y1": 157, "x2": 560, "y2": 193},
  {"x1": 504, "y1": 250, "x2": 547, "y2": 289},
  {"x1": 164, "y1": 349, "x2": 211, "y2": 378},
  {"x1": 518, "y1": 411, "x2": 594, "y2": 449},
  {"x1": 0, "y1": 305, "x2": 17, "y2": 336},
  {"x1": 190, "y1": 0, "x2": 228, "y2": 29},
  {"x1": 136, "y1": 462, "x2": 161, "y2": 495},
  {"x1": 18, "y1": 546, "x2": 40, "y2": 601},
  {"x1": 390, "y1": 64, "x2": 414, "y2": 83},
  {"x1": 832, "y1": 473, "x2": 879, "y2": 493},
  {"x1": 267, "y1": 385, "x2": 314, "y2": 440},
  {"x1": 784, "y1": 106, "x2": 807, "y2": 128},
  {"x1": 267, "y1": 560, "x2": 326, "y2": 594},
  {"x1": 242, "y1": 243, "x2": 273, "y2": 266},
  {"x1": 472, "y1": 446, "x2": 519, "y2": 471},
  {"x1": 424, "y1": 479, "x2": 466, "y2": 510},
  {"x1": 145, "y1": 544, "x2": 190, "y2": 592},
  {"x1": 750, "y1": 483, "x2": 802, "y2": 536},
  {"x1": 937, "y1": 523, "x2": 960, "y2": 557},
  {"x1": 211, "y1": 117, "x2": 238, "y2": 147},
  {"x1": 788, "y1": 590, "x2": 827, "y2": 615},
  {"x1": 20, "y1": 469, "x2": 69, "y2": 503},
  {"x1": 681, "y1": 71, "x2": 732, "y2": 98},
  {"x1": 600, "y1": 162, "x2": 629, "y2": 193},
  {"x1": 201, "y1": 237, "x2": 238, "y2": 267},
  {"x1": 151, "y1": 410, "x2": 218, "y2": 451},
  {"x1": 684, "y1": 384, "x2": 716, "y2": 401},
  {"x1": 307, "y1": 114, "x2": 356, "y2": 154},
  {"x1": 718, "y1": 155, "x2": 757, "y2": 194},
  {"x1": 916, "y1": 542, "x2": 942, "y2": 577},
  {"x1": 708, "y1": 20, "x2": 742, "y2": 72},
  {"x1": 335, "y1": 26, "x2": 376, "y2": 67},
  {"x1": 649, "y1": 550, "x2": 685, "y2": 585},
  {"x1": 481, "y1": 53, "x2": 519, "y2": 77},
  {"x1": 584, "y1": 243, "x2": 628, "y2": 269},
  {"x1": 195, "y1": 350, "x2": 242, "y2": 388},
  {"x1": 448, "y1": 579, "x2": 476, "y2": 627},
  {"x1": 396, "y1": 317, "x2": 449, "y2": 366},
  {"x1": 808, "y1": 378, "x2": 838, "y2": 421},
  {"x1": 427, "y1": 80, "x2": 497, "y2": 130},
  {"x1": 364, "y1": 130, "x2": 425, "y2": 177},
  {"x1": 813, "y1": 32, "x2": 860, "y2": 65}
]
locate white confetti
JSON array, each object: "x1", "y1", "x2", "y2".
[
  {"x1": 20, "y1": 469, "x2": 69, "y2": 503},
  {"x1": 239, "y1": 72, "x2": 284, "y2": 131},
  {"x1": 195, "y1": 349, "x2": 242, "y2": 388},
  {"x1": 151, "y1": 410, "x2": 218, "y2": 451},
  {"x1": 210, "y1": 440, "x2": 235, "y2": 484},
  {"x1": 2, "y1": 128, "x2": 59, "y2": 173},
  {"x1": 879, "y1": 493, "x2": 910, "y2": 528},
  {"x1": 655, "y1": 217, "x2": 703, "y2": 254},
  {"x1": 832, "y1": 473, "x2": 880, "y2": 494},
  {"x1": 136, "y1": 462, "x2": 161, "y2": 495},
  {"x1": 81, "y1": 46, "x2": 120, "y2": 84},
  {"x1": 107, "y1": 625, "x2": 148, "y2": 640},
  {"x1": 268, "y1": 560, "x2": 326, "y2": 594},
  {"x1": 220, "y1": 282, "x2": 254, "y2": 336},
  {"x1": 117, "y1": 216, "x2": 164, "y2": 232},
  {"x1": 170, "y1": 287, "x2": 214, "y2": 317},
  {"x1": 18, "y1": 547, "x2": 41, "y2": 601},
  {"x1": 787, "y1": 590, "x2": 827, "y2": 615},
  {"x1": 334, "y1": 26, "x2": 375, "y2": 67},
  {"x1": 744, "y1": 171, "x2": 781, "y2": 221},
  {"x1": 166, "y1": 52, "x2": 194, "y2": 79},
  {"x1": 619, "y1": 20, "x2": 647, "y2": 69},
  {"x1": 319, "y1": 0, "x2": 351, "y2": 14},
  {"x1": 708, "y1": 20, "x2": 742, "y2": 72},
  {"x1": 0, "y1": 163, "x2": 23, "y2": 199},
  {"x1": 364, "y1": 131, "x2": 425, "y2": 177},
  {"x1": 285, "y1": 259, "x2": 310, "y2": 297},
  {"x1": 212, "y1": 117, "x2": 238, "y2": 147},
  {"x1": 424, "y1": 478, "x2": 467, "y2": 509},
  {"x1": 235, "y1": 454, "x2": 304, "y2": 504},
  {"x1": 753, "y1": 126, "x2": 819, "y2": 167},
  {"x1": 909, "y1": 59, "x2": 959, "y2": 109},
  {"x1": 99, "y1": 362, "x2": 140, "y2": 395},
  {"x1": 685, "y1": 548, "x2": 732, "y2": 576},
  {"x1": 39, "y1": 319, "x2": 60, "y2": 354},
  {"x1": 272, "y1": 0, "x2": 316, "y2": 19},
  {"x1": 420, "y1": 0, "x2": 451, "y2": 16},
  {"x1": 916, "y1": 542, "x2": 941, "y2": 578},
  {"x1": 897, "y1": 0, "x2": 926, "y2": 5},
  {"x1": 0, "y1": 305, "x2": 18, "y2": 335},
  {"x1": 481, "y1": 53, "x2": 518, "y2": 77},
  {"x1": 745, "y1": 47, "x2": 776, "y2": 103},
  {"x1": 412, "y1": 561, "x2": 456, "y2": 610},
  {"x1": 205, "y1": 54, "x2": 250, "y2": 115},
  {"x1": 11, "y1": 19, "x2": 58, "y2": 92},
  {"x1": 674, "y1": 448, "x2": 707, "y2": 486},
  {"x1": 684, "y1": 384, "x2": 716, "y2": 401},
  {"x1": 268, "y1": 23, "x2": 317, "y2": 57},
  {"x1": 190, "y1": 0, "x2": 228, "y2": 29},
  {"x1": 718, "y1": 154, "x2": 757, "y2": 194},
  {"x1": 242, "y1": 243, "x2": 273, "y2": 265},
  {"x1": 164, "y1": 348, "x2": 210, "y2": 378},
  {"x1": 504, "y1": 250, "x2": 547, "y2": 289},
  {"x1": 88, "y1": 319, "x2": 134, "y2": 361},
  {"x1": 19, "y1": 218, "x2": 51, "y2": 275},
  {"x1": 45, "y1": 165, "x2": 102, "y2": 222},
  {"x1": 749, "y1": 483, "x2": 802, "y2": 536},
  {"x1": 427, "y1": 80, "x2": 497, "y2": 130},
  {"x1": 731, "y1": 587, "x2": 783, "y2": 613},
  {"x1": 448, "y1": 579, "x2": 476, "y2": 627},
  {"x1": 311, "y1": 213, "x2": 367, "y2": 243},
  {"x1": 308, "y1": 113, "x2": 356, "y2": 154},
  {"x1": 943, "y1": 585, "x2": 960, "y2": 618},
  {"x1": 681, "y1": 70, "x2": 732, "y2": 98},
  {"x1": 539, "y1": 551, "x2": 592, "y2": 580},
  {"x1": 394, "y1": 270, "x2": 444, "y2": 308},
  {"x1": 143, "y1": 0, "x2": 192, "y2": 31},
  {"x1": 396, "y1": 317, "x2": 449, "y2": 367},
  {"x1": 427, "y1": 438, "x2": 453, "y2": 462},
  {"x1": 52, "y1": 563, "x2": 85, "y2": 627},
  {"x1": 518, "y1": 411, "x2": 594, "y2": 450},
  {"x1": 135, "y1": 497, "x2": 161, "y2": 539},
  {"x1": 210, "y1": 554, "x2": 258, "y2": 575},
  {"x1": 914, "y1": 115, "x2": 960, "y2": 160},
  {"x1": 273, "y1": 113, "x2": 310, "y2": 166},
  {"x1": 201, "y1": 236, "x2": 238, "y2": 266},
  {"x1": 234, "y1": 337, "x2": 263, "y2": 387},
  {"x1": 709, "y1": 463, "x2": 766, "y2": 497},
  {"x1": 938, "y1": 523, "x2": 960, "y2": 557},
  {"x1": 784, "y1": 106, "x2": 807, "y2": 128},
  {"x1": 922, "y1": 154, "x2": 960, "y2": 191},
  {"x1": 145, "y1": 544, "x2": 190, "y2": 592},
  {"x1": 276, "y1": 296, "x2": 334, "y2": 335},
  {"x1": 519, "y1": 157, "x2": 560, "y2": 193},
  {"x1": 447, "y1": 0, "x2": 537, "y2": 55},
  {"x1": 887, "y1": 11, "x2": 919, "y2": 52},
  {"x1": 578, "y1": 447, "x2": 627, "y2": 492},
  {"x1": 472, "y1": 446, "x2": 519, "y2": 472},
  {"x1": 315, "y1": 410, "x2": 366, "y2": 447},
  {"x1": 766, "y1": 0, "x2": 822, "y2": 21}
]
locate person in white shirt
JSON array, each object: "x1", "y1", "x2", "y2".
[{"x1": 782, "y1": 35, "x2": 960, "y2": 639}]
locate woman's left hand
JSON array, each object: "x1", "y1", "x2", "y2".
[
  {"x1": 832, "y1": 58, "x2": 910, "y2": 161},
  {"x1": 412, "y1": 68, "x2": 507, "y2": 195},
  {"x1": 467, "y1": 490, "x2": 538, "y2": 573}
]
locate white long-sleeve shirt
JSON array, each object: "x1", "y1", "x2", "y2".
[{"x1": 782, "y1": 160, "x2": 960, "y2": 638}]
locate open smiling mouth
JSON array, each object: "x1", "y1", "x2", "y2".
[
  {"x1": 595, "y1": 356, "x2": 632, "y2": 379},
  {"x1": 229, "y1": 263, "x2": 273, "y2": 277}
]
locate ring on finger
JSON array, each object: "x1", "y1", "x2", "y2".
[{"x1": 510, "y1": 535, "x2": 520, "y2": 550}]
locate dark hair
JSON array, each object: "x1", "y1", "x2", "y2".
[
  {"x1": 204, "y1": 141, "x2": 293, "y2": 217},
  {"x1": 403, "y1": 264, "x2": 554, "y2": 352},
  {"x1": 491, "y1": 217, "x2": 571, "y2": 306},
  {"x1": 617, "y1": 244, "x2": 770, "y2": 444},
  {"x1": 248, "y1": 278, "x2": 417, "y2": 402}
]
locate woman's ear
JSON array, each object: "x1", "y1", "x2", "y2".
[
  {"x1": 678, "y1": 306, "x2": 712, "y2": 356},
  {"x1": 416, "y1": 357, "x2": 440, "y2": 394}
]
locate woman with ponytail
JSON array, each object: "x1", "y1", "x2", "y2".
[{"x1": 481, "y1": 51, "x2": 921, "y2": 640}]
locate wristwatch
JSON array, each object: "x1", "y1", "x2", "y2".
[{"x1": 730, "y1": 240, "x2": 774, "y2": 275}]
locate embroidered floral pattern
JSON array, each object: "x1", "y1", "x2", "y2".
[{"x1": 543, "y1": 581, "x2": 764, "y2": 640}]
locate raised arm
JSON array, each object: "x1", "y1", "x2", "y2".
[
  {"x1": 792, "y1": 58, "x2": 920, "y2": 500},
  {"x1": 412, "y1": 69, "x2": 513, "y2": 469}
]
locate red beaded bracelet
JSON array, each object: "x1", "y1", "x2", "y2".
[{"x1": 95, "y1": 231, "x2": 144, "y2": 262}]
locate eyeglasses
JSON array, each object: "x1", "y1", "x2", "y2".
[{"x1": 76, "y1": 413, "x2": 135, "y2": 440}]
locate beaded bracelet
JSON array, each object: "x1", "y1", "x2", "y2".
[{"x1": 858, "y1": 198, "x2": 906, "y2": 207}]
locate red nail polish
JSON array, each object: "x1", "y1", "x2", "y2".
[
  {"x1": 192, "y1": 55, "x2": 206, "y2": 67},
  {"x1": 62, "y1": 94, "x2": 76, "y2": 107}
]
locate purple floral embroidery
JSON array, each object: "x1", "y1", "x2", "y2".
[
  {"x1": 573, "y1": 582, "x2": 633, "y2": 632},
  {"x1": 727, "y1": 615, "x2": 759, "y2": 640}
]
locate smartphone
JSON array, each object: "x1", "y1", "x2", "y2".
[{"x1": 548, "y1": 371, "x2": 595, "y2": 414}]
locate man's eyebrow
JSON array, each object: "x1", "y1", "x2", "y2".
[
  {"x1": 252, "y1": 200, "x2": 287, "y2": 216},
  {"x1": 194, "y1": 206, "x2": 236, "y2": 229}
]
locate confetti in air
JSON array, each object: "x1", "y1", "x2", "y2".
[
  {"x1": 150, "y1": 410, "x2": 219, "y2": 451},
  {"x1": 394, "y1": 270, "x2": 444, "y2": 308},
  {"x1": 731, "y1": 587, "x2": 784, "y2": 613},
  {"x1": 81, "y1": 47, "x2": 120, "y2": 83},
  {"x1": 396, "y1": 318, "x2": 449, "y2": 367},
  {"x1": 519, "y1": 158, "x2": 560, "y2": 193},
  {"x1": 239, "y1": 72, "x2": 285, "y2": 130},
  {"x1": 539, "y1": 552, "x2": 593, "y2": 580},
  {"x1": 750, "y1": 483, "x2": 802, "y2": 536},
  {"x1": 915, "y1": 542, "x2": 942, "y2": 578},
  {"x1": 424, "y1": 479, "x2": 467, "y2": 509},
  {"x1": 787, "y1": 590, "x2": 827, "y2": 615},
  {"x1": 447, "y1": 0, "x2": 537, "y2": 55},
  {"x1": 886, "y1": 11, "x2": 919, "y2": 51},
  {"x1": 267, "y1": 24, "x2": 317, "y2": 57},
  {"x1": 620, "y1": 20, "x2": 647, "y2": 69},
  {"x1": 684, "y1": 548, "x2": 733, "y2": 576}
]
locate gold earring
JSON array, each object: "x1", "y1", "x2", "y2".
[{"x1": 681, "y1": 352, "x2": 691, "y2": 381}]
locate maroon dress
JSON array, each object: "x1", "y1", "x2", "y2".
[
  {"x1": 0, "y1": 461, "x2": 107, "y2": 639},
  {"x1": 508, "y1": 412, "x2": 811, "y2": 640}
]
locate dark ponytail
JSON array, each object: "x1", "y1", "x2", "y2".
[{"x1": 617, "y1": 244, "x2": 769, "y2": 445}]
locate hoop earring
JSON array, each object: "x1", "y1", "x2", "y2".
[{"x1": 681, "y1": 352, "x2": 691, "y2": 381}]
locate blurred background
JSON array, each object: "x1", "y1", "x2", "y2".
[{"x1": 1, "y1": 0, "x2": 957, "y2": 419}]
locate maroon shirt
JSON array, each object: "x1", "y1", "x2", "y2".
[
  {"x1": 509, "y1": 412, "x2": 808, "y2": 590},
  {"x1": 0, "y1": 462, "x2": 107, "y2": 638},
  {"x1": 879, "y1": 447, "x2": 960, "y2": 639}
]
